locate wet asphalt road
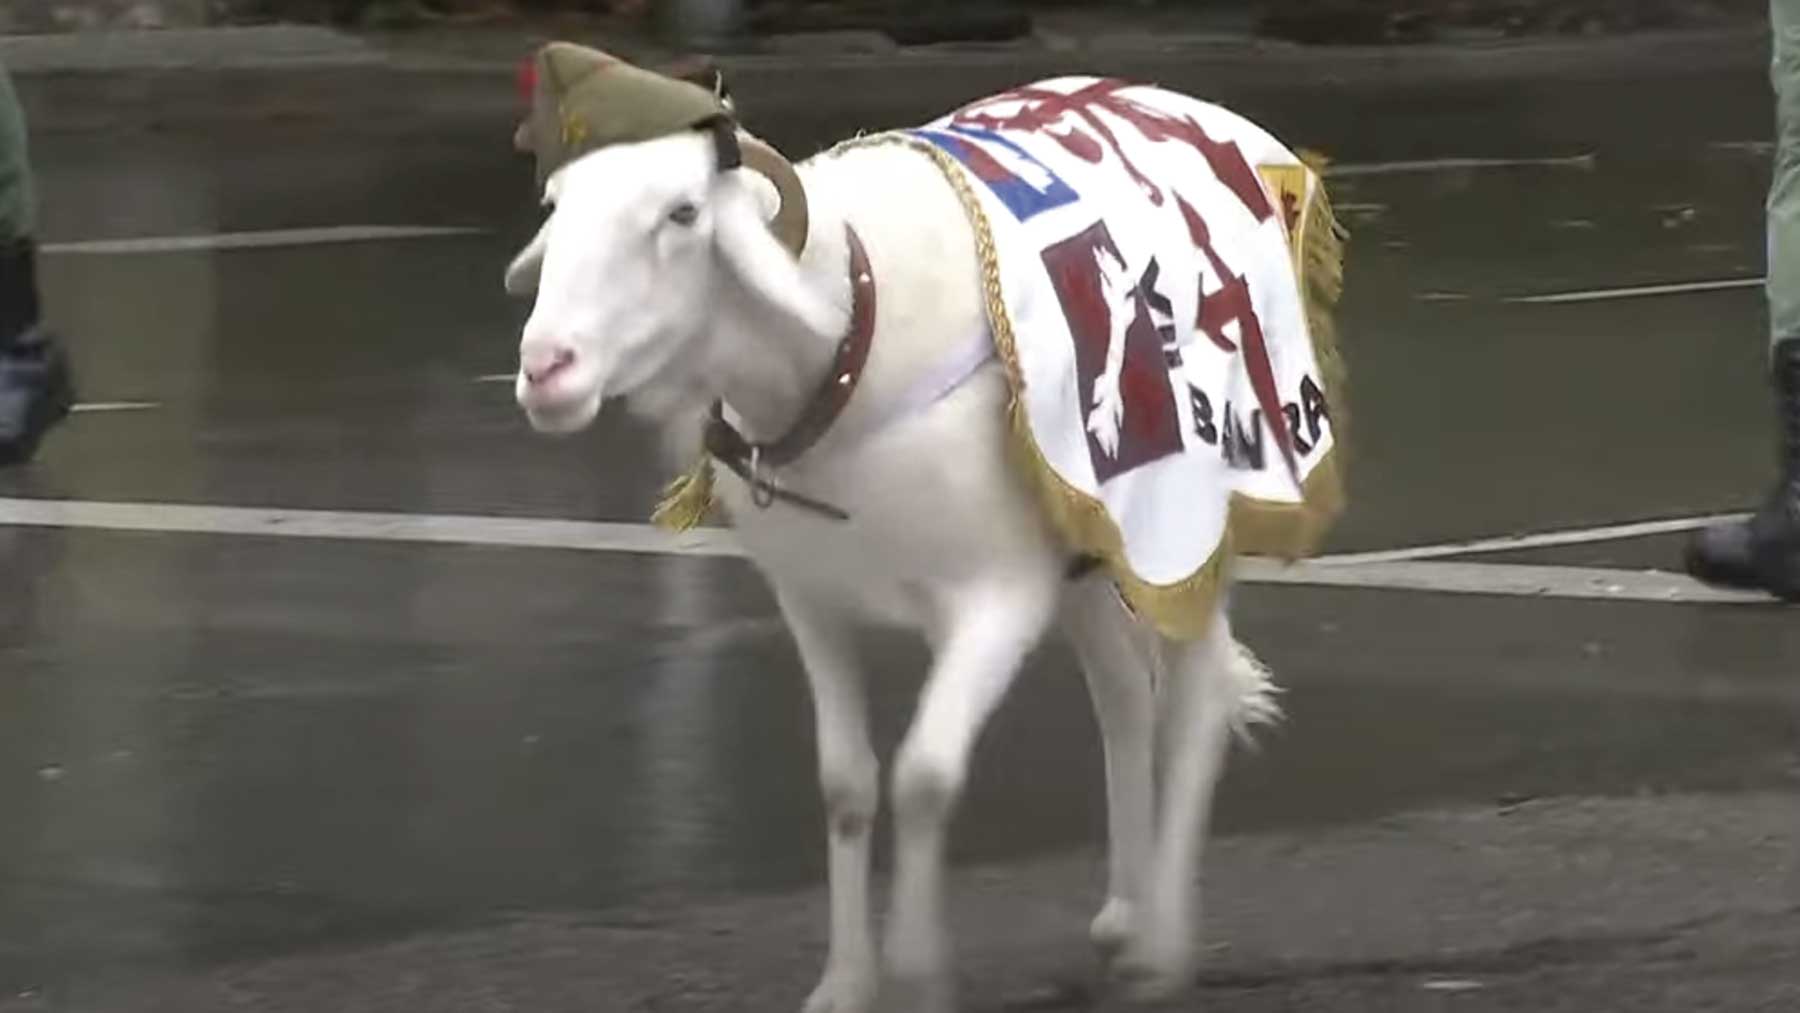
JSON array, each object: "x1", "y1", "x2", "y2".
[{"x1": 2, "y1": 33, "x2": 1798, "y2": 1011}]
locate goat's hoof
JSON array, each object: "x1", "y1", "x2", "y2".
[
  {"x1": 802, "y1": 967, "x2": 877, "y2": 1013},
  {"x1": 878, "y1": 972, "x2": 955, "y2": 1013},
  {"x1": 1110, "y1": 938, "x2": 1197, "y2": 1003},
  {"x1": 1089, "y1": 897, "x2": 1137, "y2": 957}
]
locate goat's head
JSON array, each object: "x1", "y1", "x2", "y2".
[{"x1": 505, "y1": 44, "x2": 823, "y2": 434}]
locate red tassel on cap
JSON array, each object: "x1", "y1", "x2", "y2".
[{"x1": 516, "y1": 56, "x2": 538, "y2": 106}]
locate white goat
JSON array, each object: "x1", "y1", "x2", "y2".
[{"x1": 506, "y1": 94, "x2": 1289, "y2": 1013}]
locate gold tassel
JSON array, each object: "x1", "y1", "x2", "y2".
[
  {"x1": 651, "y1": 455, "x2": 717, "y2": 532},
  {"x1": 1299, "y1": 164, "x2": 1350, "y2": 452}
]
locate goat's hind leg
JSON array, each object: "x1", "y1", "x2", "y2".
[
  {"x1": 1059, "y1": 576, "x2": 1157, "y2": 961},
  {"x1": 1117, "y1": 608, "x2": 1279, "y2": 1000}
]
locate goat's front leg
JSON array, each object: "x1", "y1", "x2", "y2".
[
  {"x1": 882, "y1": 580, "x2": 1058, "y2": 1013},
  {"x1": 776, "y1": 589, "x2": 880, "y2": 1013}
]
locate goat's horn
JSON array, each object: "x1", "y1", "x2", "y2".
[{"x1": 740, "y1": 136, "x2": 809, "y2": 257}]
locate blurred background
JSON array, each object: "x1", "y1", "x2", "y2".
[{"x1": 1, "y1": 1, "x2": 1795, "y2": 1011}]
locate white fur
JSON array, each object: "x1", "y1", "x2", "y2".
[{"x1": 509, "y1": 127, "x2": 1282, "y2": 1012}]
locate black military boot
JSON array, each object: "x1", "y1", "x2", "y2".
[
  {"x1": 1685, "y1": 338, "x2": 1800, "y2": 601},
  {"x1": 0, "y1": 236, "x2": 74, "y2": 467}
]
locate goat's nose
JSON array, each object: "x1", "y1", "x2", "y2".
[{"x1": 521, "y1": 344, "x2": 577, "y2": 387}]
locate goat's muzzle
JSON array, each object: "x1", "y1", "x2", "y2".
[
  {"x1": 521, "y1": 344, "x2": 577, "y2": 389},
  {"x1": 515, "y1": 342, "x2": 600, "y2": 434}
]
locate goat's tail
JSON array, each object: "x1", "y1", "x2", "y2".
[{"x1": 1222, "y1": 636, "x2": 1283, "y2": 747}]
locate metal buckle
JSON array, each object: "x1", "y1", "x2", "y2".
[{"x1": 748, "y1": 444, "x2": 777, "y2": 510}]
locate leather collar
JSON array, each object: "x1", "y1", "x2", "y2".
[{"x1": 704, "y1": 223, "x2": 876, "y2": 521}]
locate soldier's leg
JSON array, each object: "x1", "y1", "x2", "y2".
[
  {"x1": 0, "y1": 61, "x2": 34, "y2": 241},
  {"x1": 1769, "y1": 0, "x2": 1800, "y2": 353},
  {"x1": 1684, "y1": 0, "x2": 1800, "y2": 600},
  {"x1": 0, "y1": 60, "x2": 74, "y2": 467}
]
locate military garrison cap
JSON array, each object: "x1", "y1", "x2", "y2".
[{"x1": 514, "y1": 42, "x2": 733, "y2": 187}]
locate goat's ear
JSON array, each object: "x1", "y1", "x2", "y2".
[
  {"x1": 712, "y1": 175, "x2": 840, "y2": 339},
  {"x1": 503, "y1": 169, "x2": 566, "y2": 297},
  {"x1": 504, "y1": 217, "x2": 550, "y2": 297},
  {"x1": 739, "y1": 168, "x2": 781, "y2": 225}
]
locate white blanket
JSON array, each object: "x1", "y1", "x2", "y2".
[{"x1": 905, "y1": 77, "x2": 1347, "y2": 637}]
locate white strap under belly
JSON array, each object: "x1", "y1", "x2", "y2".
[{"x1": 837, "y1": 329, "x2": 997, "y2": 451}]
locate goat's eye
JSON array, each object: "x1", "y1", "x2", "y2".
[{"x1": 668, "y1": 201, "x2": 700, "y2": 227}]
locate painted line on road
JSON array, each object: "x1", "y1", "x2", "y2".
[
  {"x1": 474, "y1": 373, "x2": 516, "y2": 384},
  {"x1": 1509, "y1": 277, "x2": 1762, "y2": 304},
  {"x1": 1710, "y1": 140, "x2": 1774, "y2": 156},
  {"x1": 70, "y1": 401, "x2": 161, "y2": 414},
  {"x1": 1315, "y1": 513, "x2": 1750, "y2": 566},
  {"x1": 1325, "y1": 154, "x2": 1595, "y2": 178},
  {"x1": 41, "y1": 225, "x2": 484, "y2": 256},
  {"x1": 0, "y1": 497, "x2": 1774, "y2": 606},
  {"x1": 0, "y1": 497, "x2": 742, "y2": 558},
  {"x1": 1236, "y1": 558, "x2": 1765, "y2": 605}
]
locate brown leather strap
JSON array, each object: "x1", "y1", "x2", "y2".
[
  {"x1": 704, "y1": 223, "x2": 876, "y2": 520},
  {"x1": 703, "y1": 424, "x2": 853, "y2": 521}
]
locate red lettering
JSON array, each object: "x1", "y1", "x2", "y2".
[
  {"x1": 1176, "y1": 195, "x2": 1299, "y2": 485},
  {"x1": 953, "y1": 79, "x2": 1275, "y2": 221}
]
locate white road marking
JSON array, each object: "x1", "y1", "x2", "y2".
[
  {"x1": 1315, "y1": 513, "x2": 1750, "y2": 566},
  {"x1": 1509, "y1": 277, "x2": 1762, "y2": 304},
  {"x1": 0, "y1": 498, "x2": 1776, "y2": 606},
  {"x1": 1709, "y1": 140, "x2": 1773, "y2": 156},
  {"x1": 1237, "y1": 558, "x2": 1767, "y2": 605},
  {"x1": 41, "y1": 225, "x2": 483, "y2": 256},
  {"x1": 474, "y1": 373, "x2": 517, "y2": 384},
  {"x1": 1325, "y1": 154, "x2": 1595, "y2": 178},
  {"x1": 70, "y1": 401, "x2": 161, "y2": 413},
  {"x1": 0, "y1": 497, "x2": 740, "y2": 558},
  {"x1": 1420, "y1": 980, "x2": 1487, "y2": 994}
]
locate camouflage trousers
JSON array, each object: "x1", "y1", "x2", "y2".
[
  {"x1": 0, "y1": 58, "x2": 32, "y2": 241},
  {"x1": 1772, "y1": 0, "x2": 1800, "y2": 347}
]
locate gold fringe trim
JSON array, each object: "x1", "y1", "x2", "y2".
[
  {"x1": 1300, "y1": 150, "x2": 1352, "y2": 458},
  {"x1": 1231, "y1": 149, "x2": 1352, "y2": 561}
]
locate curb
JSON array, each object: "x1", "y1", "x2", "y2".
[
  {"x1": 2, "y1": 22, "x2": 1768, "y2": 84},
  {"x1": 0, "y1": 26, "x2": 391, "y2": 73}
]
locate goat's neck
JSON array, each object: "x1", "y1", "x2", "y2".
[{"x1": 705, "y1": 212, "x2": 854, "y2": 445}]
